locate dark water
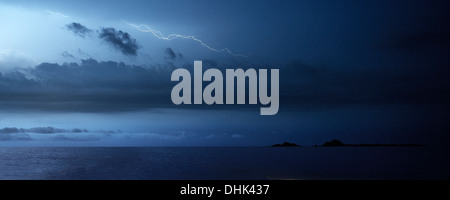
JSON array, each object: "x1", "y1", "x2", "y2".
[{"x1": 0, "y1": 147, "x2": 449, "y2": 180}]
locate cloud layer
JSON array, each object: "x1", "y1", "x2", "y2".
[
  {"x1": 0, "y1": 56, "x2": 448, "y2": 113},
  {"x1": 0, "y1": 127, "x2": 87, "y2": 134},
  {"x1": 0, "y1": 126, "x2": 120, "y2": 141},
  {"x1": 0, "y1": 58, "x2": 173, "y2": 111}
]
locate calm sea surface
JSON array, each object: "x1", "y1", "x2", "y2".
[{"x1": 0, "y1": 147, "x2": 448, "y2": 180}]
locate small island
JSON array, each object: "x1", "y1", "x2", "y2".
[
  {"x1": 272, "y1": 142, "x2": 300, "y2": 147},
  {"x1": 271, "y1": 139, "x2": 422, "y2": 147}
]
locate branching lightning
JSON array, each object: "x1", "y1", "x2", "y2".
[{"x1": 125, "y1": 21, "x2": 248, "y2": 57}]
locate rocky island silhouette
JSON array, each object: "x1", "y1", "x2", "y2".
[{"x1": 272, "y1": 139, "x2": 421, "y2": 147}]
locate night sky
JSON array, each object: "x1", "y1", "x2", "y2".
[{"x1": 0, "y1": 0, "x2": 448, "y2": 146}]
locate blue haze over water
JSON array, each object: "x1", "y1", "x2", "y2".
[{"x1": 0, "y1": 147, "x2": 448, "y2": 180}]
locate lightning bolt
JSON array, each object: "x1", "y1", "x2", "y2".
[
  {"x1": 45, "y1": 10, "x2": 69, "y2": 18},
  {"x1": 125, "y1": 21, "x2": 248, "y2": 57}
]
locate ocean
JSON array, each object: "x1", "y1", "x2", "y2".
[{"x1": 0, "y1": 147, "x2": 449, "y2": 180}]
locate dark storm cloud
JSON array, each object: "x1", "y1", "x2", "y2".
[
  {"x1": 0, "y1": 58, "x2": 174, "y2": 112},
  {"x1": 0, "y1": 56, "x2": 448, "y2": 113},
  {"x1": 0, "y1": 127, "x2": 22, "y2": 134},
  {"x1": 66, "y1": 22, "x2": 92, "y2": 38},
  {"x1": 164, "y1": 48, "x2": 176, "y2": 60},
  {"x1": 65, "y1": 23, "x2": 140, "y2": 56},
  {"x1": 27, "y1": 127, "x2": 84, "y2": 134},
  {"x1": 98, "y1": 28, "x2": 139, "y2": 56}
]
